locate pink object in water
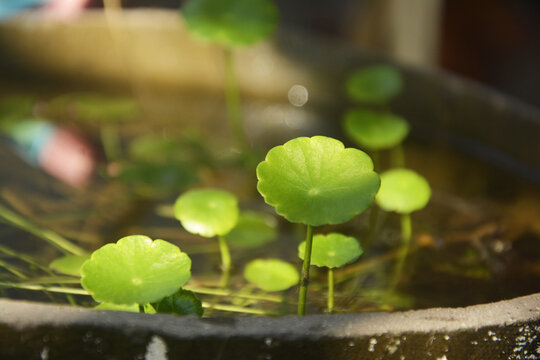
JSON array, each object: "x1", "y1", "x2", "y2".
[
  {"x1": 38, "y1": 127, "x2": 96, "y2": 187},
  {"x1": 43, "y1": 0, "x2": 90, "y2": 21}
]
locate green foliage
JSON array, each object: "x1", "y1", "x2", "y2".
[
  {"x1": 226, "y1": 211, "x2": 277, "y2": 249},
  {"x1": 81, "y1": 235, "x2": 192, "y2": 305},
  {"x1": 244, "y1": 258, "x2": 299, "y2": 292},
  {"x1": 174, "y1": 188, "x2": 239, "y2": 237},
  {"x1": 43, "y1": 93, "x2": 140, "y2": 123},
  {"x1": 49, "y1": 254, "x2": 90, "y2": 276},
  {"x1": 343, "y1": 109, "x2": 409, "y2": 150},
  {"x1": 298, "y1": 233, "x2": 362, "y2": 268},
  {"x1": 346, "y1": 65, "x2": 403, "y2": 104},
  {"x1": 153, "y1": 289, "x2": 204, "y2": 316},
  {"x1": 0, "y1": 95, "x2": 35, "y2": 131},
  {"x1": 376, "y1": 168, "x2": 431, "y2": 214},
  {"x1": 256, "y1": 136, "x2": 380, "y2": 226},
  {"x1": 182, "y1": 0, "x2": 278, "y2": 47}
]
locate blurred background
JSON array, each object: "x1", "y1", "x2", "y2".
[{"x1": 2, "y1": 0, "x2": 536, "y2": 107}]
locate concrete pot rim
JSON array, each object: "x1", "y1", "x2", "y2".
[{"x1": 2, "y1": 293, "x2": 539, "y2": 339}]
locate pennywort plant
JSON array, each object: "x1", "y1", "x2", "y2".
[
  {"x1": 174, "y1": 188, "x2": 239, "y2": 286},
  {"x1": 376, "y1": 168, "x2": 431, "y2": 289},
  {"x1": 244, "y1": 258, "x2": 298, "y2": 292},
  {"x1": 181, "y1": 0, "x2": 278, "y2": 154},
  {"x1": 256, "y1": 136, "x2": 380, "y2": 315},
  {"x1": 80, "y1": 235, "x2": 200, "y2": 314},
  {"x1": 298, "y1": 233, "x2": 362, "y2": 313}
]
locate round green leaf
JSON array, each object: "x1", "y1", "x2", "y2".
[
  {"x1": 182, "y1": 0, "x2": 278, "y2": 47},
  {"x1": 244, "y1": 258, "x2": 299, "y2": 292},
  {"x1": 153, "y1": 289, "x2": 204, "y2": 316},
  {"x1": 81, "y1": 235, "x2": 192, "y2": 305},
  {"x1": 298, "y1": 233, "x2": 363, "y2": 269},
  {"x1": 343, "y1": 109, "x2": 409, "y2": 150},
  {"x1": 174, "y1": 189, "x2": 239, "y2": 237},
  {"x1": 49, "y1": 254, "x2": 90, "y2": 276},
  {"x1": 226, "y1": 211, "x2": 277, "y2": 248},
  {"x1": 376, "y1": 168, "x2": 431, "y2": 214},
  {"x1": 256, "y1": 136, "x2": 380, "y2": 226},
  {"x1": 346, "y1": 65, "x2": 403, "y2": 104}
]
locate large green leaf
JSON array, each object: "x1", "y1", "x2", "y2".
[
  {"x1": 81, "y1": 235, "x2": 191, "y2": 305},
  {"x1": 344, "y1": 109, "x2": 409, "y2": 150},
  {"x1": 153, "y1": 289, "x2": 204, "y2": 316},
  {"x1": 376, "y1": 168, "x2": 431, "y2": 214},
  {"x1": 256, "y1": 136, "x2": 380, "y2": 226},
  {"x1": 174, "y1": 188, "x2": 239, "y2": 237},
  {"x1": 298, "y1": 233, "x2": 362, "y2": 269},
  {"x1": 244, "y1": 258, "x2": 298, "y2": 292},
  {"x1": 182, "y1": 0, "x2": 278, "y2": 47},
  {"x1": 346, "y1": 65, "x2": 403, "y2": 104},
  {"x1": 226, "y1": 211, "x2": 277, "y2": 249}
]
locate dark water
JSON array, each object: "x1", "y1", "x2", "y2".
[{"x1": 0, "y1": 89, "x2": 539, "y2": 316}]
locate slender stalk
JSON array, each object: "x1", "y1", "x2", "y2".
[
  {"x1": 0, "y1": 204, "x2": 86, "y2": 255},
  {"x1": 327, "y1": 268, "x2": 334, "y2": 313},
  {"x1": 390, "y1": 213, "x2": 412, "y2": 290},
  {"x1": 0, "y1": 259, "x2": 27, "y2": 279},
  {"x1": 217, "y1": 235, "x2": 231, "y2": 288},
  {"x1": 138, "y1": 304, "x2": 145, "y2": 313},
  {"x1": 100, "y1": 125, "x2": 121, "y2": 161},
  {"x1": 223, "y1": 47, "x2": 249, "y2": 153},
  {"x1": 184, "y1": 285, "x2": 281, "y2": 303},
  {"x1": 0, "y1": 282, "x2": 90, "y2": 295},
  {"x1": 298, "y1": 224, "x2": 314, "y2": 316},
  {"x1": 364, "y1": 205, "x2": 380, "y2": 251},
  {"x1": 371, "y1": 150, "x2": 381, "y2": 171},
  {"x1": 201, "y1": 302, "x2": 276, "y2": 316}
]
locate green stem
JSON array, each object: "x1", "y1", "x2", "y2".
[
  {"x1": 100, "y1": 124, "x2": 121, "y2": 161},
  {"x1": 0, "y1": 204, "x2": 86, "y2": 255},
  {"x1": 183, "y1": 285, "x2": 282, "y2": 303},
  {"x1": 217, "y1": 235, "x2": 231, "y2": 288},
  {"x1": 327, "y1": 268, "x2": 334, "y2": 313},
  {"x1": 223, "y1": 47, "x2": 249, "y2": 153},
  {"x1": 371, "y1": 150, "x2": 381, "y2": 171},
  {"x1": 390, "y1": 213, "x2": 412, "y2": 290},
  {"x1": 364, "y1": 205, "x2": 380, "y2": 251},
  {"x1": 201, "y1": 302, "x2": 276, "y2": 316},
  {"x1": 138, "y1": 304, "x2": 145, "y2": 313},
  {"x1": 0, "y1": 282, "x2": 90, "y2": 295},
  {"x1": 0, "y1": 259, "x2": 27, "y2": 279},
  {"x1": 298, "y1": 224, "x2": 314, "y2": 316}
]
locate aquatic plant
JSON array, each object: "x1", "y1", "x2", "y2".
[
  {"x1": 256, "y1": 136, "x2": 379, "y2": 315},
  {"x1": 81, "y1": 235, "x2": 193, "y2": 312},
  {"x1": 174, "y1": 188, "x2": 239, "y2": 286},
  {"x1": 346, "y1": 65, "x2": 402, "y2": 105},
  {"x1": 298, "y1": 233, "x2": 363, "y2": 312},
  {"x1": 244, "y1": 258, "x2": 298, "y2": 292},
  {"x1": 376, "y1": 168, "x2": 431, "y2": 288},
  {"x1": 181, "y1": 0, "x2": 278, "y2": 154}
]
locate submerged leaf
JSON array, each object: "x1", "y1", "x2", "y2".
[
  {"x1": 174, "y1": 188, "x2": 239, "y2": 237},
  {"x1": 226, "y1": 211, "x2": 277, "y2": 248},
  {"x1": 256, "y1": 136, "x2": 380, "y2": 226},
  {"x1": 344, "y1": 109, "x2": 409, "y2": 150},
  {"x1": 298, "y1": 233, "x2": 363, "y2": 268},
  {"x1": 376, "y1": 168, "x2": 431, "y2": 214},
  {"x1": 153, "y1": 289, "x2": 204, "y2": 316},
  {"x1": 81, "y1": 235, "x2": 192, "y2": 305},
  {"x1": 49, "y1": 254, "x2": 90, "y2": 276},
  {"x1": 182, "y1": 0, "x2": 278, "y2": 47},
  {"x1": 346, "y1": 65, "x2": 403, "y2": 104},
  {"x1": 244, "y1": 258, "x2": 298, "y2": 292}
]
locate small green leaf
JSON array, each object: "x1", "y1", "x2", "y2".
[
  {"x1": 182, "y1": 0, "x2": 278, "y2": 47},
  {"x1": 298, "y1": 233, "x2": 362, "y2": 268},
  {"x1": 226, "y1": 211, "x2": 277, "y2": 248},
  {"x1": 81, "y1": 235, "x2": 192, "y2": 305},
  {"x1": 344, "y1": 109, "x2": 409, "y2": 150},
  {"x1": 346, "y1": 65, "x2": 403, "y2": 104},
  {"x1": 256, "y1": 136, "x2": 380, "y2": 226},
  {"x1": 153, "y1": 289, "x2": 204, "y2": 316},
  {"x1": 376, "y1": 168, "x2": 431, "y2": 214},
  {"x1": 244, "y1": 258, "x2": 299, "y2": 292},
  {"x1": 95, "y1": 303, "x2": 156, "y2": 313},
  {"x1": 174, "y1": 188, "x2": 239, "y2": 237},
  {"x1": 49, "y1": 254, "x2": 90, "y2": 276}
]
